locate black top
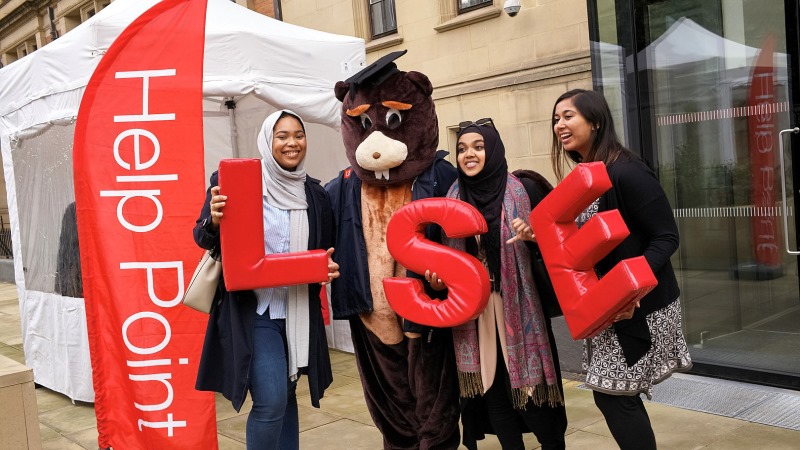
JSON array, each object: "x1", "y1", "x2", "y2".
[
  {"x1": 598, "y1": 154, "x2": 681, "y2": 365},
  {"x1": 55, "y1": 202, "x2": 83, "y2": 298}
]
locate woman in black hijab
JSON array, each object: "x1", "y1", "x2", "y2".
[
  {"x1": 426, "y1": 119, "x2": 567, "y2": 450},
  {"x1": 455, "y1": 120, "x2": 507, "y2": 292}
]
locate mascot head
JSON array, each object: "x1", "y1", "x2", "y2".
[{"x1": 335, "y1": 50, "x2": 438, "y2": 186}]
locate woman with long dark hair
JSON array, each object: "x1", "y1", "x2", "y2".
[{"x1": 551, "y1": 89, "x2": 692, "y2": 449}]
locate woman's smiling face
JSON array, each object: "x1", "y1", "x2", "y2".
[
  {"x1": 271, "y1": 115, "x2": 306, "y2": 171},
  {"x1": 553, "y1": 97, "x2": 594, "y2": 160},
  {"x1": 456, "y1": 132, "x2": 486, "y2": 177}
]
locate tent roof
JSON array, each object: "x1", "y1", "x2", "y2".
[
  {"x1": 643, "y1": 17, "x2": 785, "y2": 70},
  {"x1": 0, "y1": 0, "x2": 364, "y2": 128}
]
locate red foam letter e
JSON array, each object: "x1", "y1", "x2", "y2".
[
  {"x1": 218, "y1": 159, "x2": 328, "y2": 291},
  {"x1": 530, "y1": 162, "x2": 658, "y2": 340},
  {"x1": 383, "y1": 198, "x2": 491, "y2": 328}
]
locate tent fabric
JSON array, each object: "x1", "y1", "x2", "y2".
[
  {"x1": 0, "y1": 0, "x2": 362, "y2": 402},
  {"x1": 637, "y1": 17, "x2": 788, "y2": 79},
  {"x1": 0, "y1": 0, "x2": 362, "y2": 127},
  {"x1": 644, "y1": 17, "x2": 760, "y2": 69}
]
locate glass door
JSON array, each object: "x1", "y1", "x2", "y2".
[{"x1": 631, "y1": 0, "x2": 800, "y2": 386}]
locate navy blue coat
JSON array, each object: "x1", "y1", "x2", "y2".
[
  {"x1": 325, "y1": 151, "x2": 457, "y2": 333},
  {"x1": 193, "y1": 171, "x2": 333, "y2": 411}
]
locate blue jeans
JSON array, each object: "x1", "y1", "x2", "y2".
[{"x1": 247, "y1": 314, "x2": 298, "y2": 450}]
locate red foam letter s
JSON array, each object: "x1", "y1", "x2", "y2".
[
  {"x1": 530, "y1": 162, "x2": 658, "y2": 340},
  {"x1": 218, "y1": 159, "x2": 329, "y2": 291},
  {"x1": 383, "y1": 198, "x2": 491, "y2": 327}
]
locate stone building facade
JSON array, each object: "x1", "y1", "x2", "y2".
[
  {"x1": 280, "y1": 0, "x2": 592, "y2": 180},
  {"x1": 0, "y1": 0, "x2": 108, "y2": 67}
]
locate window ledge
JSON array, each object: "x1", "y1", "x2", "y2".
[
  {"x1": 366, "y1": 33, "x2": 404, "y2": 53},
  {"x1": 434, "y1": 7, "x2": 501, "y2": 33}
]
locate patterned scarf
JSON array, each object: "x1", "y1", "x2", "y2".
[{"x1": 448, "y1": 175, "x2": 562, "y2": 408}]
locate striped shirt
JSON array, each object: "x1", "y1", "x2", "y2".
[{"x1": 254, "y1": 198, "x2": 289, "y2": 318}]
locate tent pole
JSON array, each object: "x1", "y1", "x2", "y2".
[{"x1": 225, "y1": 98, "x2": 238, "y2": 158}]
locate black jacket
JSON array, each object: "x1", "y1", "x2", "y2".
[
  {"x1": 193, "y1": 171, "x2": 333, "y2": 411},
  {"x1": 324, "y1": 151, "x2": 457, "y2": 332}
]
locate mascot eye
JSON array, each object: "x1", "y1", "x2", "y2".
[
  {"x1": 385, "y1": 109, "x2": 402, "y2": 130},
  {"x1": 359, "y1": 113, "x2": 373, "y2": 130}
]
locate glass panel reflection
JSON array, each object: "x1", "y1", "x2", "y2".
[{"x1": 640, "y1": 0, "x2": 798, "y2": 377}]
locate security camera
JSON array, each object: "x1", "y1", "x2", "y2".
[{"x1": 503, "y1": 0, "x2": 521, "y2": 17}]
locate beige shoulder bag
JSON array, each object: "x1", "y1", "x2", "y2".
[{"x1": 182, "y1": 250, "x2": 221, "y2": 314}]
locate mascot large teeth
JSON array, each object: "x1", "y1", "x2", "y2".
[{"x1": 325, "y1": 50, "x2": 461, "y2": 449}]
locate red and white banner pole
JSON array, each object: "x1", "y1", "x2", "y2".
[
  {"x1": 748, "y1": 34, "x2": 781, "y2": 267},
  {"x1": 73, "y1": 0, "x2": 216, "y2": 448}
]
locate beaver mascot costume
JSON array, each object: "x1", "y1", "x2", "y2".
[{"x1": 326, "y1": 50, "x2": 460, "y2": 449}]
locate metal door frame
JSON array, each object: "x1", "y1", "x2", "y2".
[{"x1": 587, "y1": 0, "x2": 800, "y2": 389}]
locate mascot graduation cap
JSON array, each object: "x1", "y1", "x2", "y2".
[{"x1": 326, "y1": 50, "x2": 461, "y2": 449}]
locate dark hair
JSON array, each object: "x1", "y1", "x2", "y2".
[{"x1": 550, "y1": 89, "x2": 634, "y2": 180}]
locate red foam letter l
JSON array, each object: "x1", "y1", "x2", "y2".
[
  {"x1": 218, "y1": 159, "x2": 329, "y2": 291},
  {"x1": 383, "y1": 198, "x2": 491, "y2": 328},
  {"x1": 530, "y1": 162, "x2": 658, "y2": 339}
]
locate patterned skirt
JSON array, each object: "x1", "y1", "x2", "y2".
[{"x1": 583, "y1": 299, "x2": 692, "y2": 399}]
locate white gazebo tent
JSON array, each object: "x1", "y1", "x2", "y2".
[{"x1": 0, "y1": 0, "x2": 362, "y2": 402}]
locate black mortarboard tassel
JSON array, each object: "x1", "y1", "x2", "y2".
[{"x1": 343, "y1": 49, "x2": 408, "y2": 100}]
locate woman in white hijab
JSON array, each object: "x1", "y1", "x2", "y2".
[{"x1": 193, "y1": 110, "x2": 339, "y2": 450}]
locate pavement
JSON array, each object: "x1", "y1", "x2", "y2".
[{"x1": 1, "y1": 282, "x2": 799, "y2": 449}]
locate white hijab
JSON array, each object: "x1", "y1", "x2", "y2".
[
  {"x1": 256, "y1": 110, "x2": 308, "y2": 209},
  {"x1": 256, "y1": 109, "x2": 310, "y2": 381}
]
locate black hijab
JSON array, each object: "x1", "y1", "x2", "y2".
[{"x1": 456, "y1": 124, "x2": 508, "y2": 289}]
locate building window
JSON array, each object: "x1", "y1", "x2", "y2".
[
  {"x1": 368, "y1": 0, "x2": 397, "y2": 39},
  {"x1": 81, "y1": 5, "x2": 96, "y2": 21},
  {"x1": 15, "y1": 39, "x2": 37, "y2": 59},
  {"x1": 458, "y1": 0, "x2": 492, "y2": 14}
]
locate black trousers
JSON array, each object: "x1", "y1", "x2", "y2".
[
  {"x1": 593, "y1": 390, "x2": 657, "y2": 450},
  {"x1": 482, "y1": 323, "x2": 567, "y2": 450}
]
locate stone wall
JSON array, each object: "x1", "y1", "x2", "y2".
[{"x1": 280, "y1": 0, "x2": 592, "y2": 182}]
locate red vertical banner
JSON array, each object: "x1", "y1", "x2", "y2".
[
  {"x1": 748, "y1": 34, "x2": 781, "y2": 267},
  {"x1": 73, "y1": 1, "x2": 215, "y2": 449}
]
